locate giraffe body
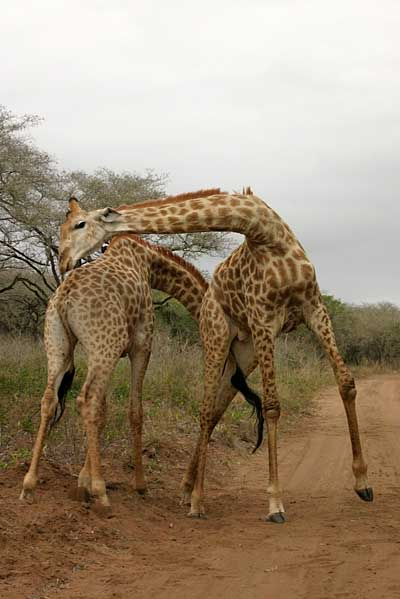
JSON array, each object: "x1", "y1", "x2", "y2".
[{"x1": 59, "y1": 190, "x2": 373, "y2": 520}]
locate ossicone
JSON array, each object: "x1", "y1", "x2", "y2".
[
  {"x1": 67, "y1": 197, "x2": 80, "y2": 216},
  {"x1": 242, "y1": 186, "x2": 254, "y2": 195}
]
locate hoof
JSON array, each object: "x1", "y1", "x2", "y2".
[
  {"x1": 356, "y1": 487, "x2": 374, "y2": 502},
  {"x1": 267, "y1": 512, "x2": 286, "y2": 524},
  {"x1": 180, "y1": 491, "x2": 192, "y2": 507},
  {"x1": 19, "y1": 489, "x2": 34, "y2": 503},
  {"x1": 187, "y1": 511, "x2": 208, "y2": 520},
  {"x1": 136, "y1": 486, "x2": 147, "y2": 496},
  {"x1": 69, "y1": 486, "x2": 91, "y2": 503}
]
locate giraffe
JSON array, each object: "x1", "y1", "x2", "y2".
[
  {"x1": 58, "y1": 188, "x2": 373, "y2": 522},
  {"x1": 20, "y1": 231, "x2": 263, "y2": 511}
]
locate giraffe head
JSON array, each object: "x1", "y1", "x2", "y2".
[{"x1": 59, "y1": 198, "x2": 123, "y2": 273}]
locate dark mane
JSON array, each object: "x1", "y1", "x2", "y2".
[
  {"x1": 108, "y1": 233, "x2": 151, "y2": 249},
  {"x1": 108, "y1": 234, "x2": 208, "y2": 290},
  {"x1": 116, "y1": 188, "x2": 224, "y2": 212},
  {"x1": 155, "y1": 245, "x2": 209, "y2": 290}
]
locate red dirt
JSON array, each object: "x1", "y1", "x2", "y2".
[{"x1": 1, "y1": 374, "x2": 400, "y2": 599}]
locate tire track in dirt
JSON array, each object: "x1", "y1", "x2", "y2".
[{"x1": 2, "y1": 375, "x2": 400, "y2": 599}]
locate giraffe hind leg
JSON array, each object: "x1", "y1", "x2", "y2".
[
  {"x1": 20, "y1": 305, "x2": 75, "y2": 502},
  {"x1": 70, "y1": 394, "x2": 107, "y2": 504},
  {"x1": 76, "y1": 345, "x2": 125, "y2": 514},
  {"x1": 77, "y1": 376, "x2": 111, "y2": 513},
  {"x1": 181, "y1": 335, "x2": 258, "y2": 505},
  {"x1": 247, "y1": 318, "x2": 285, "y2": 523}
]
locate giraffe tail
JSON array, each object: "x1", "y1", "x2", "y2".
[
  {"x1": 231, "y1": 366, "x2": 264, "y2": 453},
  {"x1": 49, "y1": 367, "x2": 76, "y2": 429}
]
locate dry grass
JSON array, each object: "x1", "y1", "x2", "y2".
[
  {"x1": 1, "y1": 328, "x2": 382, "y2": 471},
  {"x1": 0, "y1": 328, "x2": 204, "y2": 469}
]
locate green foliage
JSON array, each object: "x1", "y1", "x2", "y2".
[
  {"x1": 322, "y1": 293, "x2": 348, "y2": 318},
  {"x1": 68, "y1": 168, "x2": 166, "y2": 209},
  {"x1": 343, "y1": 303, "x2": 400, "y2": 365},
  {"x1": 153, "y1": 291, "x2": 200, "y2": 343}
]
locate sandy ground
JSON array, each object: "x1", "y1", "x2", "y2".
[{"x1": 1, "y1": 374, "x2": 400, "y2": 599}]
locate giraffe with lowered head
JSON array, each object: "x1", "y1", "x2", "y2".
[
  {"x1": 20, "y1": 230, "x2": 262, "y2": 511},
  {"x1": 59, "y1": 188, "x2": 373, "y2": 522}
]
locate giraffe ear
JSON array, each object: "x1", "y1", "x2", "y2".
[{"x1": 97, "y1": 207, "x2": 121, "y2": 223}]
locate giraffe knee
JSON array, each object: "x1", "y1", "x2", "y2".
[
  {"x1": 340, "y1": 375, "x2": 356, "y2": 401},
  {"x1": 265, "y1": 410, "x2": 280, "y2": 423},
  {"x1": 263, "y1": 401, "x2": 281, "y2": 421}
]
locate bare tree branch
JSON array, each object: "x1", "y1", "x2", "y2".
[
  {"x1": 153, "y1": 295, "x2": 173, "y2": 309},
  {"x1": 0, "y1": 274, "x2": 20, "y2": 294}
]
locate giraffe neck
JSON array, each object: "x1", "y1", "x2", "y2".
[
  {"x1": 109, "y1": 190, "x2": 297, "y2": 248},
  {"x1": 148, "y1": 246, "x2": 207, "y2": 321},
  {"x1": 107, "y1": 234, "x2": 207, "y2": 320}
]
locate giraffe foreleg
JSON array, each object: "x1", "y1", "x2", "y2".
[{"x1": 307, "y1": 302, "x2": 373, "y2": 501}]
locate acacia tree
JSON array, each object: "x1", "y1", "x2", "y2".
[
  {"x1": 0, "y1": 107, "x2": 232, "y2": 335},
  {"x1": 0, "y1": 107, "x2": 63, "y2": 302}
]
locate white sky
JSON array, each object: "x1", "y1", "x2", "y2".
[{"x1": 2, "y1": 0, "x2": 399, "y2": 304}]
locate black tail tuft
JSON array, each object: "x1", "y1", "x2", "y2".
[
  {"x1": 50, "y1": 367, "x2": 75, "y2": 429},
  {"x1": 231, "y1": 366, "x2": 264, "y2": 453}
]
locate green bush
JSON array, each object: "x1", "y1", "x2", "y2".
[
  {"x1": 289, "y1": 295, "x2": 400, "y2": 367},
  {"x1": 153, "y1": 291, "x2": 200, "y2": 344}
]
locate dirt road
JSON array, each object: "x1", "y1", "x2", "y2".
[{"x1": 2, "y1": 374, "x2": 400, "y2": 599}]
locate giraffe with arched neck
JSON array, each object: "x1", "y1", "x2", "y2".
[
  {"x1": 20, "y1": 232, "x2": 262, "y2": 511},
  {"x1": 59, "y1": 188, "x2": 373, "y2": 522}
]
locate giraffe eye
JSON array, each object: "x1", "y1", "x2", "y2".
[{"x1": 74, "y1": 221, "x2": 86, "y2": 230}]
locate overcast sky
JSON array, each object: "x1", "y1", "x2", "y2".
[{"x1": 2, "y1": 1, "x2": 399, "y2": 305}]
